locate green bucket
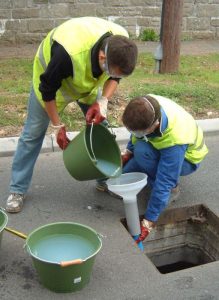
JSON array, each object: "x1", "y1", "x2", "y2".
[
  {"x1": 0, "y1": 210, "x2": 8, "y2": 248},
  {"x1": 25, "y1": 222, "x2": 102, "y2": 293},
  {"x1": 63, "y1": 124, "x2": 122, "y2": 181}
]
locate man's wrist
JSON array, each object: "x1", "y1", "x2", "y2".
[
  {"x1": 122, "y1": 149, "x2": 133, "y2": 155},
  {"x1": 96, "y1": 96, "x2": 108, "y2": 118},
  {"x1": 50, "y1": 123, "x2": 65, "y2": 129},
  {"x1": 97, "y1": 96, "x2": 108, "y2": 104},
  {"x1": 142, "y1": 219, "x2": 154, "y2": 231}
]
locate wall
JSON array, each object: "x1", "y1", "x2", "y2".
[{"x1": 0, "y1": 0, "x2": 219, "y2": 44}]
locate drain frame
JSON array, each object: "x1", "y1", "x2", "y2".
[{"x1": 121, "y1": 204, "x2": 219, "y2": 274}]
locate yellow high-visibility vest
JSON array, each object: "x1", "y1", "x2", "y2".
[
  {"x1": 33, "y1": 17, "x2": 128, "y2": 112},
  {"x1": 132, "y1": 95, "x2": 208, "y2": 164}
]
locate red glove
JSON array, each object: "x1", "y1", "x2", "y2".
[
  {"x1": 86, "y1": 97, "x2": 108, "y2": 124},
  {"x1": 56, "y1": 126, "x2": 70, "y2": 150},
  {"x1": 121, "y1": 151, "x2": 133, "y2": 166},
  {"x1": 86, "y1": 102, "x2": 105, "y2": 124},
  {"x1": 135, "y1": 219, "x2": 153, "y2": 244}
]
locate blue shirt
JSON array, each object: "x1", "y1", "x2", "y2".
[{"x1": 126, "y1": 108, "x2": 190, "y2": 222}]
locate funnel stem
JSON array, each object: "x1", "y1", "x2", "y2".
[{"x1": 123, "y1": 198, "x2": 141, "y2": 236}]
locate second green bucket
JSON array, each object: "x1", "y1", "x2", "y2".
[
  {"x1": 63, "y1": 124, "x2": 122, "y2": 181},
  {"x1": 25, "y1": 222, "x2": 102, "y2": 293}
]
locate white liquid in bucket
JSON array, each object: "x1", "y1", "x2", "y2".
[
  {"x1": 31, "y1": 234, "x2": 96, "y2": 263},
  {"x1": 96, "y1": 159, "x2": 120, "y2": 177}
]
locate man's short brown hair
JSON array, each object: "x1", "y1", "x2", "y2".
[
  {"x1": 102, "y1": 35, "x2": 138, "y2": 75},
  {"x1": 122, "y1": 95, "x2": 161, "y2": 131}
]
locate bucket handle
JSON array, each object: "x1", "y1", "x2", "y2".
[
  {"x1": 89, "y1": 122, "x2": 116, "y2": 163},
  {"x1": 89, "y1": 122, "x2": 97, "y2": 163},
  {"x1": 108, "y1": 125, "x2": 116, "y2": 138},
  {"x1": 5, "y1": 226, "x2": 27, "y2": 239},
  {"x1": 60, "y1": 258, "x2": 84, "y2": 267}
]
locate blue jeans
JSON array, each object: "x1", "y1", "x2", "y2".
[
  {"x1": 10, "y1": 88, "x2": 50, "y2": 194},
  {"x1": 123, "y1": 140, "x2": 199, "y2": 187}
]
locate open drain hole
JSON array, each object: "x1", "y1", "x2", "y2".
[
  {"x1": 158, "y1": 259, "x2": 197, "y2": 274},
  {"x1": 151, "y1": 244, "x2": 212, "y2": 274},
  {"x1": 121, "y1": 204, "x2": 219, "y2": 274}
]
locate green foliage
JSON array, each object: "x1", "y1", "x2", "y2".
[
  {"x1": 139, "y1": 28, "x2": 159, "y2": 42},
  {"x1": 120, "y1": 53, "x2": 219, "y2": 117},
  {"x1": 0, "y1": 58, "x2": 32, "y2": 93},
  {"x1": 60, "y1": 102, "x2": 85, "y2": 129},
  {"x1": 0, "y1": 53, "x2": 219, "y2": 133}
]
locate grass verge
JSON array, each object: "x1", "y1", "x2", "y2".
[{"x1": 0, "y1": 53, "x2": 218, "y2": 137}]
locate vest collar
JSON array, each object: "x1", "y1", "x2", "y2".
[
  {"x1": 91, "y1": 32, "x2": 112, "y2": 78},
  {"x1": 148, "y1": 107, "x2": 168, "y2": 137}
]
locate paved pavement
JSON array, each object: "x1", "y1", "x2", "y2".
[
  {"x1": 0, "y1": 120, "x2": 219, "y2": 300},
  {"x1": 137, "y1": 39, "x2": 219, "y2": 55},
  {"x1": 0, "y1": 40, "x2": 219, "y2": 58},
  {"x1": 0, "y1": 132, "x2": 219, "y2": 300}
]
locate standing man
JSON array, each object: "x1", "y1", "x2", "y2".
[
  {"x1": 6, "y1": 17, "x2": 138, "y2": 213},
  {"x1": 121, "y1": 94, "x2": 208, "y2": 243}
]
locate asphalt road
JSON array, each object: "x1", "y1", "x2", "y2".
[{"x1": 0, "y1": 133, "x2": 219, "y2": 299}]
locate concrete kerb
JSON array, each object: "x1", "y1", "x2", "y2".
[{"x1": 0, "y1": 118, "x2": 219, "y2": 157}]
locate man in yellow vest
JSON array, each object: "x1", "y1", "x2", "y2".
[
  {"x1": 121, "y1": 94, "x2": 208, "y2": 243},
  {"x1": 6, "y1": 17, "x2": 138, "y2": 213}
]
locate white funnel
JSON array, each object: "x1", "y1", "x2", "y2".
[{"x1": 107, "y1": 173, "x2": 147, "y2": 236}]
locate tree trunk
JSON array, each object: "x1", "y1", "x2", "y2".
[{"x1": 160, "y1": 0, "x2": 184, "y2": 74}]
